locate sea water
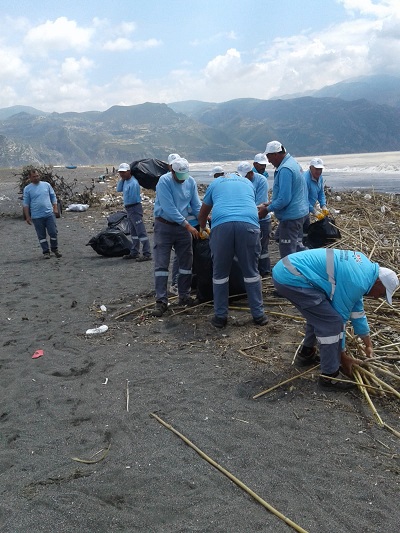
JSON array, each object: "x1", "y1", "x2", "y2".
[{"x1": 190, "y1": 151, "x2": 400, "y2": 194}]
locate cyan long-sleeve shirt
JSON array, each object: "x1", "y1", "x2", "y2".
[
  {"x1": 249, "y1": 170, "x2": 271, "y2": 221},
  {"x1": 23, "y1": 181, "x2": 57, "y2": 218},
  {"x1": 272, "y1": 249, "x2": 379, "y2": 343},
  {"x1": 304, "y1": 169, "x2": 327, "y2": 213},
  {"x1": 154, "y1": 172, "x2": 201, "y2": 225},
  {"x1": 267, "y1": 154, "x2": 308, "y2": 220},
  {"x1": 116, "y1": 176, "x2": 141, "y2": 205}
]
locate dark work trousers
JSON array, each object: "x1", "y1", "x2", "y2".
[
  {"x1": 277, "y1": 216, "x2": 308, "y2": 258},
  {"x1": 126, "y1": 203, "x2": 151, "y2": 258},
  {"x1": 32, "y1": 214, "x2": 58, "y2": 253},
  {"x1": 153, "y1": 220, "x2": 192, "y2": 304},
  {"x1": 272, "y1": 280, "x2": 344, "y2": 374},
  {"x1": 258, "y1": 218, "x2": 271, "y2": 275},
  {"x1": 209, "y1": 221, "x2": 264, "y2": 320}
]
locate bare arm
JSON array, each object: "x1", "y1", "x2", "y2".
[
  {"x1": 198, "y1": 203, "x2": 212, "y2": 229},
  {"x1": 23, "y1": 206, "x2": 32, "y2": 225}
]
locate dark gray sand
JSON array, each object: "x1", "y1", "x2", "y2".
[{"x1": 1, "y1": 169, "x2": 399, "y2": 533}]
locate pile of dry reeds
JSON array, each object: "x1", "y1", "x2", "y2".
[{"x1": 282, "y1": 190, "x2": 400, "y2": 434}]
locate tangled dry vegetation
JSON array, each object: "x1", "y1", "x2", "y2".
[
  {"x1": 248, "y1": 189, "x2": 400, "y2": 435},
  {"x1": 16, "y1": 165, "x2": 101, "y2": 207},
  {"x1": 102, "y1": 185, "x2": 400, "y2": 435}
]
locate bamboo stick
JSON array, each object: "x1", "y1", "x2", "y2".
[
  {"x1": 353, "y1": 369, "x2": 384, "y2": 426},
  {"x1": 253, "y1": 366, "x2": 319, "y2": 399},
  {"x1": 71, "y1": 442, "x2": 111, "y2": 464},
  {"x1": 355, "y1": 366, "x2": 400, "y2": 399},
  {"x1": 150, "y1": 413, "x2": 309, "y2": 533}
]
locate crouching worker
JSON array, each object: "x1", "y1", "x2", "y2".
[{"x1": 272, "y1": 249, "x2": 398, "y2": 390}]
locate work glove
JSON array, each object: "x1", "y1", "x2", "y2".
[{"x1": 199, "y1": 227, "x2": 210, "y2": 240}]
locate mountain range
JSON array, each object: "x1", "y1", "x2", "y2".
[{"x1": 0, "y1": 75, "x2": 399, "y2": 167}]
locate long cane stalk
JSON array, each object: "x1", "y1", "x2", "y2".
[
  {"x1": 253, "y1": 366, "x2": 319, "y2": 399},
  {"x1": 353, "y1": 369, "x2": 384, "y2": 426},
  {"x1": 150, "y1": 413, "x2": 309, "y2": 533}
]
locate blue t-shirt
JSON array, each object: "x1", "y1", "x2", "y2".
[
  {"x1": 23, "y1": 181, "x2": 57, "y2": 218},
  {"x1": 202, "y1": 174, "x2": 259, "y2": 229},
  {"x1": 116, "y1": 176, "x2": 141, "y2": 205}
]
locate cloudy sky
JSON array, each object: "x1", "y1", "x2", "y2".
[{"x1": 0, "y1": 0, "x2": 399, "y2": 112}]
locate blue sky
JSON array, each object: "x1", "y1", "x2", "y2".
[{"x1": 0, "y1": 0, "x2": 399, "y2": 112}]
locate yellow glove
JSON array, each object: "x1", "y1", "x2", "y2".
[
  {"x1": 199, "y1": 227, "x2": 210, "y2": 240},
  {"x1": 315, "y1": 212, "x2": 325, "y2": 220},
  {"x1": 322, "y1": 208, "x2": 329, "y2": 216}
]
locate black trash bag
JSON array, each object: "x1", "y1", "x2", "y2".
[
  {"x1": 193, "y1": 239, "x2": 246, "y2": 302},
  {"x1": 130, "y1": 158, "x2": 169, "y2": 190},
  {"x1": 193, "y1": 239, "x2": 213, "y2": 302},
  {"x1": 306, "y1": 216, "x2": 341, "y2": 249},
  {"x1": 86, "y1": 228, "x2": 131, "y2": 257},
  {"x1": 107, "y1": 210, "x2": 130, "y2": 235}
]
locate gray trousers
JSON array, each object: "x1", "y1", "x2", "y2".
[
  {"x1": 277, "y1": 216, "x2": 308, "y2": 258},
  {"x1": 209, "y1": 222, "x2": 264, "y2": 319},
  {"x1": 126, "y1": 203, "x2": 150, "y2": 257},
  {"x1": 272, "y1": 280, "x2": 344, "y2": 374},
  {"x1": 153, "y1": 220, "x2": 192, "y2": 303}
]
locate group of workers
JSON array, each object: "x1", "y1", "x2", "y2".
[{"x1": 23, "y1": 141, "x2": 399, "y2": 392}]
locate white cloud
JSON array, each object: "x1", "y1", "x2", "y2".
[
  {"x1": 24, "y1": 17, "x2": 94, "y2": 53},
  {"x1": 0, "y1": 43, "x2": 29, "y2": 78},
  {"x1": 119, "y1": 21, "x2": 136, "y2": 34},
  {"x1": 204, "y1": 48, "x2": 245, "y2": 80},
  {"x1": 1, "y1": 1, "x2": 400, "y2": 112},
  {"x1": 103, "y1": 38, "x2": 134, "y2": 51},
  {"x1": 103, "y1": 38, "x2": 161, "y2": 51},
  {"x1": 190, "y1": 31, "x2": 237, "y2": 46},
  {"x1": 60, "y1": 56, "x2": 94, "y2": 79},
  {"x1": 338, "y1": 0, "x2": 398, "y2": 17}
]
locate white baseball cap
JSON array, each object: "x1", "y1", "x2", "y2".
[
  {"x1": 378, "y1": 267, "x2": 399, "y2": 305},
  {"x1": 265, "y1": 141, "x2": 284, "y2": 154},
  {"x1": 209, "y1": 165, "x2": 224, "y2": 177},
  {"x1": 118, "y1": 163, "x2": 130, "y2": 172},
  {"x1": 237, "y1": 161, "x2": 252, "y2": 177},
  {"x1": 254, "y1": 153, "x2": 268, "y2": 164},
  {"x1": 172, "y1": 157, "x2": 190, "y2": 180},
  {"x1": 168, "y1": 153, "x2": 180, "y2": 165},
  {"x1": 310, "y1": 157, "x2": 324, "y2": 169}
]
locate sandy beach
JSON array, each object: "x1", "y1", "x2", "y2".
[{"x1": 1, "y1": 168, "x2": 399, "y2": 533}]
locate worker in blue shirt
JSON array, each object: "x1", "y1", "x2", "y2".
[
  {"x1": 272, "y1": 248, "x2": 399, "y2": 390},
  {"x1": 23, "y1": 168, "x2": 62, "y2": 259},
  {"x1": 303, "y1": 157, "x2": 329, "y2": 235},
  {"x1": 264, "y1": 141, "x2": 308, "y2": 258},
  {"x1": 116, "y1": 163, "x2": 151, "y2": 261},
  {"x1": 251, "y1": 154, "x2": 272, "y2": 275},
  {"x1": 153, "y1": 158, "x2": 201, "y2": 317},
  {"x1": 198, "y1": 173, "x2": 268, "y2": 329}
]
